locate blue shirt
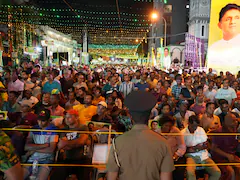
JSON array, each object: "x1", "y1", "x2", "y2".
[
  {"x1": 43, "y1": 80, "x2": 62, "y2": 93},
  {"x1": 135, "y1": 82, "x2": 149, "y2": 91}
]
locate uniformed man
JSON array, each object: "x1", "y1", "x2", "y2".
[{"x1": 107, "y1": 91, "x2": 175, "y2": 180}]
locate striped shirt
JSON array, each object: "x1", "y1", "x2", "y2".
[
  {"x1": 119, "y1": 81, "x2": 135, "y2": 98},
  {"x1": 171, "y1": 85, "x2": 182, "y2": 100}
]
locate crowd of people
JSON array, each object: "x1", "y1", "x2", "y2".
[{"x1": 0, "y1": 60, "x2": 240, "y2": 180}]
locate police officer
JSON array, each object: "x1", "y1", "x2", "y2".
[{"x1": 107, "y1": 91, "x2": 175, "y2": 180}]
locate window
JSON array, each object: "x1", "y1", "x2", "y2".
[{"x1": 201, "y1": 25, "x2": 205, "y2": 37}]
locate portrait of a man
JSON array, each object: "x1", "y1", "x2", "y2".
[{"x1": 208, "y1": 3, "x2": 240, "y2": 75}]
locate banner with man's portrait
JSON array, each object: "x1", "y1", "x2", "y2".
[{"x1": 207, "y1": 0, "x2": 240, "y2": 75}]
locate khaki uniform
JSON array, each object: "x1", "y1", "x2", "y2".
[{"x1": 107, "y1": 124, "x2": 175, "y2": 180}]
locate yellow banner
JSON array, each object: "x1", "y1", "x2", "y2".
[{"x1": 207, "y1": 0, "x2": 240, "y2": 75}]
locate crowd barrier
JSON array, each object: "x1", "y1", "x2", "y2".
[{"x1": 2, "y1": 127, "x2": 240, "y2": 168}]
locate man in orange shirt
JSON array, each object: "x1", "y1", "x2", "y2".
[
  {"x1": 73, "y1": 93, "x2": 97, "y2": 125},
  {"x1": 92, "y1": 87, "x2": 105, "y2": 106}
]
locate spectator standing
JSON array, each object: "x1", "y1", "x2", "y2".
[
  {"x1": 171, "y1": 74, "x2": 182, "y2": 100},
  {"x1": 179, "y1": 77, "x2": 196, "y2": 106},
  {"x1": 59, "y1": 69, "x2": 74, "y2": 97},
  {"x1": 42, "y1": 73, "x2": 62, "y2": 93},
  {"x1": 215, "y1": 79, "x2": 237, "y2": 108},
  {"x1": 8, "y1": 71, "x2": 24, "y2": 93},
  {"x1": 92, "y1": 87, "x2": 105, "y2": 106},
  {"x1": 119, "y1": 74, "x2": 135, "y2": 98},
  {"x1": 189, "y1": 94, "x2": 206, "y2": 116},
  {"x1": 134, "y1": 74, "x2": 149, "y2": 91},
  {"x1": 73, "y1": 73, "x2": 88, "y2": 92},
  {"x1": 2, "y1": 91, "x2": 21, "y2": 113}
]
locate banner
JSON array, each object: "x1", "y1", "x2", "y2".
[
  {"x1": 207, "y1": 0, "x2": 240, "y2": 75},
  {"x1": 185, "y1": 33, "x2": 205, "y2": 68}
]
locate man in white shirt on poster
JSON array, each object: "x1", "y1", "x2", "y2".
[
  {"x1": 163, "y1": 48, "x2": 171, "y2": 72},
  {"x1": 208, "y1": 4, "x2": 240, "y2": 75}
]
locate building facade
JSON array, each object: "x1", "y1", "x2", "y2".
[{"x1": 188, "y1": 0, "x2": 211, "y2": 50}]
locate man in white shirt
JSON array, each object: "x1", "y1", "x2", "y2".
[
  {"x1": 181, "y1": 115, "x2": 221, "y2": 180},
  {"x1": 163, "y1": 48, "x2": 171, "y2": 72},
  {"x1": 207, "y1": 4, "x2": 240, "y2": 75},
  {"x1": 215, "y1": 79, "x2": 237, "y2": 107},
  {"x1": 8, "y1": 71, "x2": 24, "y2": 92},
  {"x1": 204, "y1": 80, "x2": 217, "y2": 102}
]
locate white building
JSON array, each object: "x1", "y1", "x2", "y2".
[{"x1": 188, "y1": 0, "x2": 211, "y2": 51}]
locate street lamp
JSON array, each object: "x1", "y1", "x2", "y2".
[{"x1": 151, "y1": 12, "x2": 167, "y2": 47}]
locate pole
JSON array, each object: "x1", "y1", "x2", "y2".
[{"x1": 162, "y1": 17, "x2": 167, "y2": 47}]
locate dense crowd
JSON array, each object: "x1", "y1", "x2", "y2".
[{"x1": 0, "y1": 60, "x2": 240, "y2": 180}]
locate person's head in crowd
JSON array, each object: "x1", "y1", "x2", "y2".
[
  {"x1": 20, "y1": 100, "x2": 33, "y2": 113},
  {"x1": 106, "y1": 96, "x2": 114, "y2": 106},
  {"x1": 175, "y1": 74, "x2": 182, "y2": 85},
  {"x1": 196, "y1": 85, "x2": 204, "y2": 96},
  {"x1": 123, "y1": 74, "x2": 130, "y2": 82},
  {"x1": 188, "y1": 115, "x2": 200, "y2": 133},
  {"x1": 200, "y1": 78, "x2": 206, "y2": 86},
  {"x1": 232, "y1": 81, "x2": 239, "y2": 91},
  {"x1": 194, "y1": 75, "x2": 200, "y2": 83},
  {"x1": 76, "y1": 87, "x2": 86, "y2": 97},
  {"x1": 222, "y1": 78, "x2": 230, "y2": 89},
  {"x1": 84, "y1": 93, "x2": 93, "y2": 106},
  {"x1": 8, "y1": 91, "x2": 19, "y2": 103},
  {"x1": 150, "y1": 72, "x2": 155, "y2": 81},
  {"x1": 135, "y1": 70, "x2": 141, "y2": 79},
  {"x1": 159, "y1": 115, "x2": 175, "y2": 133},
  {"x1": 111, "y1": 90, "x2": 119, "y2": 99},
  {"x1": 159, "y1": 103, "x2": 171, "y2": 115},
  {"x1": 97, "y1": 101, "x2": 107, "y2": 115},
  {"x1": 206, "y1": 102, "x2": 216, "y2": 116},
  {"x1": 150, "y1": 120, "x2": 159, "y2": 131},
  {"x1": 37, "y1": 109, "x2": 51, "y2": 128},
  {"x1": 140, "y1": 74, "x2": 148, "y2": 82},
  {"x1": 179, "y1": 100, "x2": 188, "y2": 113},
  {"x1": 220, "y1": 71, "x2": 224, "y2": 77},
  {"x1": 218, "y1": 4, "x2": 240, "y2": 40},
  {"x1": 209, "y1": 68, "x2": 213, "y2": 73},
  {"x1": 30, "y1": 72, "x2": 39, "y2": 83},
  {"x1": 21, "y1": 70, "x2": 29, "y2": 81},
  {"x1": 42, "y1": 93, "x2": 51, "y2": 106},
  {"x1": 124, "y1": 91, "x2": 157, "y2": 125},
  {"x1": 219, "y1": 99, "x2": 229, "y2": 113},
  {"x1": 23, "y1": 89, "x2": 33, "y2": 100},
  {"x1": 11, "y1": 70, "x2": 18, "y2": 82},
  {"x1": 34, "y1": 64, "x2": 41, "y2": 73},
  {"x1": 28, "y1": 60, "x2": 34, "y2": 67},
  {"x1": 88, "y1": 122, "x2": 94, "y2": 131},
  {"x1": 106, "y1": 70, "x2": 112, "y2": 77},
  {"x1": 113, "y1": 73, "x2": 120, "y2": 81},
  {"x1": 51, "y1": 69, "x2": 59, "y2": 79},
  {"x1": 77, "y1": 73, "x2": 85, "y2": 83},
  {"x1": 109, "y1": 76, "x2": 117, "y2": 85},
  {"x1": 163, "y1": 80, "x2": 170, "y2": 89},
  {"x1": 168, "y1": 96, "x2": 176, "y2": 109},
  {"x1": 184, "y1": 77, "x2": 192, "y2": 87},
  {"x1": 65, "y1": 109, "x2": 79, "y2": 128},
  {"x1": 47, "y1": 72, "x2": 54, "y2": 82},
  {"x1": 222, "y1": 112, "x2": 238, "y2": 132},
  {"x1": 68, "y1": 91, "x2": 76, "y2": 102},
  {"x1": 111, "y1": 68, "x2": 117, "y2": 75},
  {"x1": 161, "y1": 94, "x2": 168, "y2": 104},
  {"x1": 50, "y1": 94, "x2": 60, "y2": 107},
  {"x1": 234, "y1": 100, "x2": 240, "y2": 110},
  {"x1": 21, "y1": 61, "x2": 28, "y2": 70},
  {"x1": 208, "y1": 80, "x2": 215, "y2": 90},
  {"x1": 63, "y1": 69, "x2": 71, "y2": 79},
  {"x1": 94, "y1": 87, "x2": 102, "y2": 98}
]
